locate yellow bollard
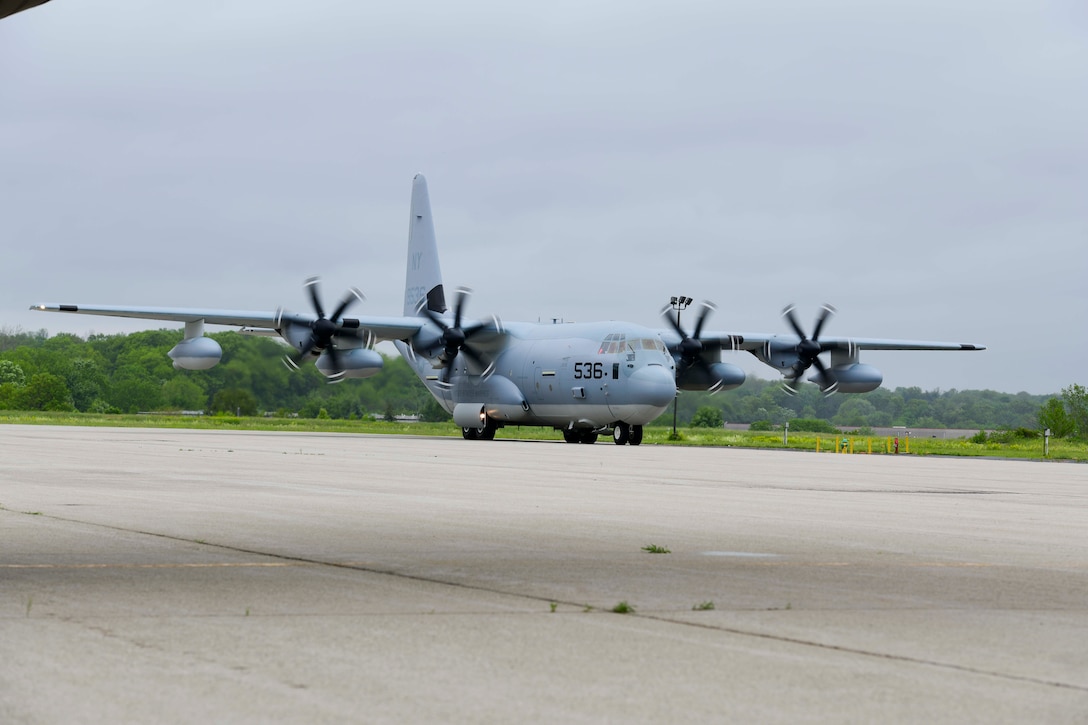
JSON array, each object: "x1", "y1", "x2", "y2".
[
  {"x1": 816, "y1": 437, "x2": 820, "y2": 453},
  {"x1": 849, "y1": 439, "x2": 854, "y2": 454},
  {"x1": 905, "y1": 436, "x2": 910, "y2": 454},
  {"x1": 867, "y1": 438, "x2": 872, "y2": 454}
]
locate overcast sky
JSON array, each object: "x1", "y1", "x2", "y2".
[{"x1": 3, "y1": 1, "x2": 1085, "y2": 395}]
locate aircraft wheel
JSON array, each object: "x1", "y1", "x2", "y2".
[
  {"x1": 612, "y1": 423, "x2": 630, "y2": 445},
  {"x1": 464, "y1": 419, "x2": 497, "y2": 440},
  {"x1": 579, "y1": 431, "x2": 599, "y2": 444},
  {"x1": 563, "y1": 429, "x2": 581, "y2": 444},
  {"x1": 629, "y1": 425, "x2": 644, "y2": 446}
]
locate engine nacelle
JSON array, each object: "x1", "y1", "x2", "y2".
[
  {"x1": 677, "y1": 362, "x2": 746, "y2": 392},
  {"x1": 453, "y1": 403, "x2": 487, "y2": 428},
  {"x1": 814, "y1": 363, "x2": 882, "y2": 394},
  {"x1": 168, "y1": 336, "x2": 223, "y2": 371},
  {"x1": 315, "y1": 348, "x2": 384, "y2": 379}
]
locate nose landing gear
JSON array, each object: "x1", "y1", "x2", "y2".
[{"x1": 611, "y1": 423, "x2": 643, "y2": 446}]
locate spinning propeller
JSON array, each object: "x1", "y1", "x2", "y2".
[
  {"x1": 282, "y1": 277, "x2": 365, "y2": 383},
  {"x1": 780, "y1": 303, "x2": 837, "y2": 395},
  {"x1": 661, "y1": 300, "x2": 735, "y2": 392},
  {"x1": 419, "y1": 287, "x2": 500, "y2": 386}
]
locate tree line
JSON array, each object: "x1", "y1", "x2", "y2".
[{"x1": 1, "y1": 326, "x2": 1084, "y2": 438}]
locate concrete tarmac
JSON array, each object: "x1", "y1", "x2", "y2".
[{"x1": 2, "y1": 424, "x2": 1086, "y2": 723}]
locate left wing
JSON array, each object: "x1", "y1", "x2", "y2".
[
  {"x1": 31, "y1": 302, "x2": 430, "y2": 380},
  {"x1": 30, "y1": 303, "x2": 425, "y2": 343}
]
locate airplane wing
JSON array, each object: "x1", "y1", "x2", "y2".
[
  {"x1": 732, "y1": 334, "x2": 985, "y2": 352},
  {"x1": 31, "y1": 303, "x2": 426, "y2": 343},
  {"x1": 0, "y1": 0, "x2": 51, "y2": 21}
]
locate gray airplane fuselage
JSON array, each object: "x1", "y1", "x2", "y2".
[{"x1": 396, "y1": 320, "x2": 677, "y2": 430}]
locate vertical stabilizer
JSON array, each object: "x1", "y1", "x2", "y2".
[{"x1": 403, "y1": 174, "x2": 446, "y2": 316}]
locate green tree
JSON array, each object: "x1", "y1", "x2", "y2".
[
  {"x1": 691, "y1": 406, "x2": 724, "y2": 428},
  {"x1": 419, "y1": 396, "x2": 451, "y2": 422},
  {"x1": 107, "y1": 366, "x2": 164, "y2": 413},
  {"x1": 18, "y1": 373, "x2": 74, "y2": 411},
  {"x1": 833, "y1": 398, "x2": 877, "y2": 427},
  {"x1": 66, "y1": 358, "x2": 106, "y2": 412},
  {"x1": 162, "y1": 376, "x2": 208, "y2": 411},
  {"x1": 0, "y1": 383, "x2": 21, "y2": 409},
  {"x1": 1036, "y1": 397, "x2": 1073, "y2": 438},
  {"x1": 0, "y1": 360, "x2": 26, "y2": 386},
  {"x1": 1062, "y1": 384, "x2": 1088, "y2": 440},
  {"x1": 210, "y1": 388, "x2": 258, "y2": 416}
]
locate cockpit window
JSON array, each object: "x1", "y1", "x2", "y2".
[
  {"x1": 598, "y1": 333, "x2": 626, "y2": 354},
  {"x1": 624, "y1": 337, "x2": 668, "y2": 353},
  {"x1": 600, "y1": 334, "x2": 667, "y2": 355}
]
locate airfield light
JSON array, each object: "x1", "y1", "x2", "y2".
[{"x1": 669, "y1": 295, "x2": 691, "y2": 439}]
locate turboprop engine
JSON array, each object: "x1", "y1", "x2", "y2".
[
  {"x1": 676, "y1": 362, "x2": 745, "y2": 392},
  {"x1": 815, "y1": 363, "x2": 882, "y2": 394},
  {"x1": 315, "y1": 348, "x2": 384, "y2": 379},
  {"x1": 168, "y1": 320, "x2": 222, "y2": 370}
]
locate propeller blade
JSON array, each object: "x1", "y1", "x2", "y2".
[
  {"x1": 781, "y1": 304, "x2": 806, "y2": 340},
  {"x1": 810, "y1": 356, "x2": 839, "y2": 396},
  {"x1": 452, "y1": 287, "x2": 472, "y2": 330},
  {"x1": 691, "y1": 301, "x2": 715, "y2": 340},
  {"x1": 330, "y1": 287, "x2": 365, "y2": 323},
  {"x1": 659, "y1": 304, "x2": 684, "y2": 337},
  {"x1": 305, "y1": 277, "x2": 325, "y2": 319},
  {"x1": 421, "y1": 306, "x2": 450, "y2": 334},
  {"x1": 459, "y1": 344, "x2": 496, "y2": 379},
  {"x1": 283, "y1": 277, "x2": 369, "y2": 379},
  {"x1": 811, "y1": 303, "x2": 835, "y2": 341},
  {"x1": 417, "y1": 285, "x2": 498, "y2": 385},
  {"x1": 777, "y1": 303, "x2": 840, "y2": 392},
  {"x1": 325, "y1": 345, "x2": 342, "y2": 376}
]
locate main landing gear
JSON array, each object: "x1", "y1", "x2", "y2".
[
  {"x1": 562, "y1": 424, "x2": 643, "y2": 445},
  {"x1": 562, "y1": 429, "x2": 598, "y2": 444},
  {"x1": 462, "y1": 419, "x2": 497, "y2": 440}
]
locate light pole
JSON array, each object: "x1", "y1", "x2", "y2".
[{"x1": 669, "y1": 295, "x2": 691, "y2": 439}]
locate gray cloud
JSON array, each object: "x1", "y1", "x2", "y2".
[{"x1": 3, "y1": 0, "x2": 1085, "y2": 394}]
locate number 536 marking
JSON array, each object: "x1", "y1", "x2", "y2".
[{"x1": 573, "y1": 362, "x2": 604, "y2": 379}]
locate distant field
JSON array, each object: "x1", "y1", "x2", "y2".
[{"x1": 1, "y1": 411, "x2": 1084, "y2": 461}]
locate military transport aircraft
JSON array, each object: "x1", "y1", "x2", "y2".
[{"x1": 33, "y1": 174, "x2": 984, "y2": 445}]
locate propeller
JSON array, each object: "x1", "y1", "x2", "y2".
[
  {"x1": 283, "y1": 277, "x2": 365, "y2": 383},
  {"x1": 418, "y1": 287, "x2": 500, "y2": 387},
  {"x1": 780, "y1": 303, "x2": 837, "y2": 395},
  {"x1": 661, "y1": 300, "x2": 732, "y2": 393}
]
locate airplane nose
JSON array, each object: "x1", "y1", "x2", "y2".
[{"x1": 630, "y1": 364, "x2": 677, "y2": 408}]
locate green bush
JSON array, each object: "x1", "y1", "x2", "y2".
[
  {"x1": 788, "y1": 418, "x2": 838, "y2": 433},
  {"x1": 691, "y1": 406, "x2": 723, "y2": 428}
]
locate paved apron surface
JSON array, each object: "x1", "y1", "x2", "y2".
[{"x1": 2, "y1": 425, "x2": 1086, "y2": 723}]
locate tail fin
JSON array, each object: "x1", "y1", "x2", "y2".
[{"x1": 403, "y1": 174, "x2": 447, "y2": 316}]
